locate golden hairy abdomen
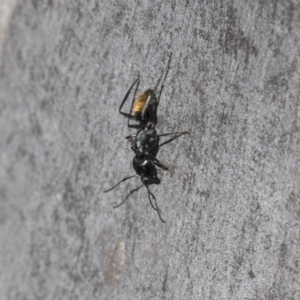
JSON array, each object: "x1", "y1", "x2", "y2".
[{"x1": 132, "y1": 89, "x2": 153, "y2": 116}]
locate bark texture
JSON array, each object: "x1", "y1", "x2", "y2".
[{"x1": 0, "y1": 1, "x2": 299, "y2": 299}]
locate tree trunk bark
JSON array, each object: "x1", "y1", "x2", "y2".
[{"x1": 0, "y1": 1, "x2": 299, "y2": 299}]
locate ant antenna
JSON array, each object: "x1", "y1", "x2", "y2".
[
  {"x1": 104, "y1": 175, "x2": 135, "y2": 193},
  {"x1": 143, "y1": 183, "x2": 158, "y2": 211},
  {"x1": 113, "y1": 184, "x2": 143, "y2": 208},
  {"x1": 144, "y1": 184, "x2": 166, "y2": 223}
]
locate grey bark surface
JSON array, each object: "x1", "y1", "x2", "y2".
[{"x1": 0, "y1": 1, "x2": 300, "y2": 299}]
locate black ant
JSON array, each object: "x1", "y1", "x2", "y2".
[{"x1": 104, "y1": 54, "x2": 189, "y2": 223}]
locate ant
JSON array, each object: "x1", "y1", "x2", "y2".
[{"x1": 104, "y1": 53, "x2": 189, "y2": 223}]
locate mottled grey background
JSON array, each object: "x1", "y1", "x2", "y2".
[{"x1": 0, "y1": 1, "x2": 299, "y2": 299}]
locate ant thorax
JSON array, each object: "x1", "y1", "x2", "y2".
[{"x1": 131, "y1": 123, "x2": 159, "y2": 157}]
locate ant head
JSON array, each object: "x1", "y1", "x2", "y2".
[
  {"x1": 133, "y1": 156, "x2": 160, "y2": 184},
  {"x1": 142, "y1": 175, "x2": 160, "y2": 185}
]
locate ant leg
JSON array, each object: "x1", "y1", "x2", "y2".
[
  {"x1": 154, "y1": 52, "x2": 172, "y2": 96},
  {"x1": 104, "y1": 175, "x2": 135, "y2": 193},
  {"x1": 119, "y1": 76, "x2": 140, "y2": 119},
  {"x1": 156, "y1": 84, "x2": 164, "y2": 108},
  {"x1": 144, "y1": 154, "x2": 168, "y2": 170},
  {"x1": 153, "y1": 159, "x2": 168, "y2": 171},
  {"x1": 145, "y1": 184, "x2": 165, "y2": 223},
  {"x1": 154, "y1": 52, "x2": 172, "y2": 105},
  {"x1": 158, "y1": 131, "x2": 189, "y2": 138},
  {"x1": 150, "y1": 53, "x2": 172, "y2": 125},
  {"x1": 125, "y1": 133, "x2": 136, "y2": 140},
  {"x1": 159, "y1": 131, "x2": 190, "y2": 148},
  {"x1": 113, "y1": 184, "x2": 143, "y2": 208},
  {"x1": 153, "y1": 72, "x2": 164, "y2": 95},
  {"x1": 128, "y1": 73, "x2": 141, "y2": 128}
]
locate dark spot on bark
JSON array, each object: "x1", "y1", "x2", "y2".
[
  {"x1": 218, "y1": 5, "x2": 258, "y2": 64},
  {"x1": 249, "y1": 269, "x2": 255, "y2": 279},
  {"x1": 162, "y1": 266, "x2": 168, "y2": 294}
]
